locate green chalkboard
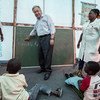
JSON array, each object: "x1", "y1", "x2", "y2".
[{"x1": 15, "y1": 27, "x2": 74, "y2": 67}]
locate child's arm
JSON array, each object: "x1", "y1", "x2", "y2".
[
  {"x1": 19, "y1": 74, "x2": 28, "y2": 88},
  {"x1": 23, "y1": 78, "x2": 28, "y2": 88}
]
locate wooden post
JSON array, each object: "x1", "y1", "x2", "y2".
[
  {"x1": 72, "y1": 0, "x2": 75, "y2": 28},
  {"x1": 12, "y1": 0, "x2": 18, "y2": 58},
  {"x1": 43, "y1": 0, "x2": 45, "y2": 14},
  {"x1": 72, "y1": 0, "x2": 76, "y2": 64}
]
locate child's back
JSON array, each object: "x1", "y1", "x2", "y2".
[{"x1": 0, "y1": 58, "x2": 29, "y2": 100}]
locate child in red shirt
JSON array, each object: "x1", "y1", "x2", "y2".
[{"x1": 65, "y1": 61, "x2": 100, "y2": 100}]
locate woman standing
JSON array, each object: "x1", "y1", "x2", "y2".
[{"x1": 76, "y1": 9, "x2": 100, "y2": 75}]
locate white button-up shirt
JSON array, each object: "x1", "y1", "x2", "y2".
[
  {"x1": 29, "y1": 15, "x2": 56, "y2": 36},
  {"x1": 79, "y1": 19, "x2": 100, "y2": 62}
]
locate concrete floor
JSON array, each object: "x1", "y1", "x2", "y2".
[{"x1": 0, "y1": 65, "x2": 83, "y2": 100}]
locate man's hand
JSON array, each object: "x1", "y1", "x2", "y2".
[
  {"x1": 50, "y1": 39, "x2": 54, "y2": 46},
  {"x1": 50, "y1": 34, "x2": 55, "y2": 46},
  {"x1": 25, "y1": 36, "x2": 31, "y2": 41}
]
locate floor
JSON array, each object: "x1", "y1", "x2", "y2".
[{"x1": 0, "y1": 64, "x2": 83, "y2": 100}]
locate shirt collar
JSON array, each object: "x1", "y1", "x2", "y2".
[
  {"x1": 37, "y1": 14, "x2": 44, "y2": 20},
  {"x1": 89, "y1": 18, "x2": 98, "y2": 23},
  {"x1": 3, "y1": 72, "x2": 19, "y2": 77}
]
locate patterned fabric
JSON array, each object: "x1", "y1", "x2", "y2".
[{"x1": 84, "y1": 75, "x2": 100, "y2": 100}]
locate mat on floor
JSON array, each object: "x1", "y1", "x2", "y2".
[{"x1": 66, "y1": 84, "x2": 84, "y2": 100}]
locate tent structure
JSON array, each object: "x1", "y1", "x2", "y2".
[
  {"x1": 0, "y1": 1, "x2": 100, "y2": 100},
  {"x1": 0, "y1": 0, "x2": 100, "y2": 66}
]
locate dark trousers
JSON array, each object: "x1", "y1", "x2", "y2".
[
  {"x1": 78, "y1": 59, "x2": 85, "y2": 70},
  {"x1": 38, "y1": 34, "x2": 53, "y2": 72}
]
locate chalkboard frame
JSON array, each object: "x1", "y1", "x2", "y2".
[{"x1": 15, "y1": 26, "x2": 74, "y2": 67}]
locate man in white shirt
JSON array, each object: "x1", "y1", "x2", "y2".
[{"x1": 25, "y1": 6, "x2": 56, "y2": 80}]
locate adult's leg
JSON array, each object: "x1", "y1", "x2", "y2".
[
  {"x1": 41, "y1": 35, "x2": 53, "y2": 72},
  {"x1": 45, "y1": 45, "x2": 53, "y2": 72},
  {"x1": 78, "y1": 59, "x2": 85, "y2": 70},
  {"x1": 38, "y1": 38, "x2": 45, "y2": 70},
  {"x1": 41, "y1": 35, "x2": 53, "y2": 79},
  {"x1": 72, "y1": 59, "x2": 84, "y2": 77}
]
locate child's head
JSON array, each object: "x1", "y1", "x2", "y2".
[
  {"x1": 6, "y1": 58, "x2": 21, "y2": 74},
  {"x1": 84, "y1": 61, "x2": 100, "y2": 75}
]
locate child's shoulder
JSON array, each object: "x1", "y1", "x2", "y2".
[
  {"x1": 19, "y1": 74, "x2": 26, "y2": 78},
  {"x1": 83, "y1": 75, "x2": 92, "y2": 80}
]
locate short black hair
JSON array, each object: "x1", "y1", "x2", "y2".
[
  {"x1": 90, "y1": 9, "x2": 100, "y2": 17},
  {"x1": 7, "y1": 58, "x2": 21, "y2": 74},
  {"x1": 84, "y1": 61, "x2": 100, "y2": 75}
]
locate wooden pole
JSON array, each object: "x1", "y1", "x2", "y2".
[
  {"x1": 12, "y1": 0, "x2": 18, "y2": 58},
  {"x1": 72, "y1": 0, "x2": 76, "y2": 64},
  {"x1": 43, "y1": 0, "x2": 45, "y2": 14},
  {"x1": 72, "y1": 0, "x2": 75, "y2": 28}
]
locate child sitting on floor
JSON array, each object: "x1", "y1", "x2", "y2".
[
  {"x1": 0, "y1": 58, "x2": 62, "y2": 100},
  {"x1": 65, "y1": 61, "x2": 100, "y2": 100}
]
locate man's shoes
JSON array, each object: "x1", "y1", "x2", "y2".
[
  {"x1": 44, "y1": 72, "x2": 51, "y2": 80},
  {"x1": 37, "y1": 69, "x2": 46, "y2": 73},
  {"x1": 54, "y1": 88, "x2": 63, "y2": 97}
]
